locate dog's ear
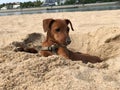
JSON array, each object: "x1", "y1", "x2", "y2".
[
  {"x1": 65, "y1": 19, "x2": 74, "y2": 31},
  {"x1": 43, "y1": 19, "x2": 55, "y2": 32}
]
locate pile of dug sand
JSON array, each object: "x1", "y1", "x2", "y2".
[{"x1": 0, "y1": 26, "x2": 120, "y2": 90}]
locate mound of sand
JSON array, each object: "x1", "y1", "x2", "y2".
[
  {"x1": 0, "y1": 26, "x2": 120, "y2": 90},
  {"x1": 70, "y1": 27, "x2": 120, "y2": 60}
]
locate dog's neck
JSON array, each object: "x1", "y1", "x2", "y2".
[
  {"x1": 43, "y1": 35, "x2": 65, "y2": 48},
  {"x1": 43, "y1": 34, "x2": 56, "y2": 46},
  {"x1": 41, "y1": 35, "x2": 59, "y2": 54}
]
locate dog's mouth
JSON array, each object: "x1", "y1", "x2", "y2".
[
  {"x1": 64, "y1": 42, "x2": 70, "y2": 46},
  {"x1": 60, "y1": 41, "x2": 71, "y2": 47},
  {"x1": 59, "y1": 37, "x2": 71, "y2": 46}
]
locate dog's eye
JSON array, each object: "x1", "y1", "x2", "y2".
[{"x1": 56, "y1": 28, "x2": 60, "y2": 32}]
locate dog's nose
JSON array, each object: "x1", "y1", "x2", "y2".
[{"x1": 66, "y1": 37, "x2": 71, "y2": 45}]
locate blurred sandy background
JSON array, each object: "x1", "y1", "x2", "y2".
[{"x1": 0, "y1": 10, "x2": 120, "y2": 90}]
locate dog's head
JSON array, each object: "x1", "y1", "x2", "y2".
[{"x1": 43, "y1": 18, "x2": 74, "y2": 46}]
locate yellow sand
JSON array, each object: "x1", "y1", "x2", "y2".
[{"x1": 0, "y1": 10, "x2": 120, "y2": 90}]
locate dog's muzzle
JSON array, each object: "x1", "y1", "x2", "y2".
[{"x1": 66, "y1": 37, "x2": 71, "y2": 45}]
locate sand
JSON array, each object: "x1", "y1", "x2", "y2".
[{"x1": 0, "y1": 10, "x2": 120, "y2": 90}]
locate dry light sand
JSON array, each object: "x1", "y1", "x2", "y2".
[{"x1": 0, "y1": 10, "x2": 120, "y2": 90}]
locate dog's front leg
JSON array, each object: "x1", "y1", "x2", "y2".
[
  {"x1": 57, "y1": 47, "x2": 70, "y2": 59},
  {"x1": 40, "y1": 51, "x2": 53, "y2": 57}
]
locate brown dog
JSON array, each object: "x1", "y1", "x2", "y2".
[{"x1": 40, "y1": 18, "x2": 102, "y2": 63}]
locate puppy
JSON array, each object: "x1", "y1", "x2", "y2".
[{"x1": 40, "y1": 18, "x2": 101, "y2": 63}]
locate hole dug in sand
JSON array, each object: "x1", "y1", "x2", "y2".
[{"x1": 69, "y1": 27, "x2": 120, "y2": 61}]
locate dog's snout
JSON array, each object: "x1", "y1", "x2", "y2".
[{"x1": 66, "y1": 37, "x2": 71, "y2": 45}]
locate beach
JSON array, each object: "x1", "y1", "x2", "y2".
[{"x1": 0, "y1": 10, "x2": 120, "y2": 90}]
